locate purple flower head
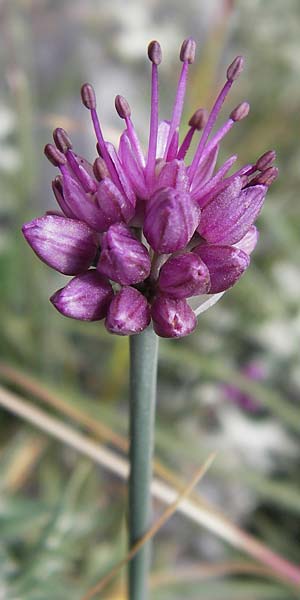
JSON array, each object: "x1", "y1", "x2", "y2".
[{"x1": 22, "y1": 39, "x2": 277, "y2": 338}]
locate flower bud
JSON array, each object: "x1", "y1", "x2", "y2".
[
  {"x1": 50, "y1": 271, "x2": 113, "y2": 321},
  {"x1": 158, "y1": 252, "x2": 210, "y2": 298},
  {"x1": 105, "y1": 287, "x2": 151, "y2": 335},
  {"x1": 154, "y1": 159, "x2": 189, "y2": 192},
  {"x1": 193, "y1": 243, "x2": 250, "y2": 293},
  {"x1": 97, "y1": 223, "x2": 151, "y2": 285},
  {"x1": 144, "y1": 187, "x2": 201, "y2": 254},
  {"x1": 22, "y1": 215, "x2": 97, "y2": 275},
  {"x1": 151, "y1": 297, "x2": 197, "y2": 338}
]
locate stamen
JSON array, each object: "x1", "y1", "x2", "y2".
[
  {"x1": 249, "y1": 166, "x2": 279, "y2": 187},
  {"x1": 52, "y1": 175, "x2": 63, "y2": 197},
  {"x1": 180, "y1": 38, "x2": 196, "y2": 64},
  {"x1": 146, "y1": 40, "x2": 161, "y2": 187},
  {"x1": 177, "y1": 108, "x2": 208, "y2": 160},
  {"x1": 81, "y1": 83, "x2": 123, "y2": 192},
  {"x1": 163, "y1": 38, "x2": 196, "y2": 160},
  {"x1": 256, "y1": 150, "x2": 276, "y2": 171},
  {"x1": 196, "y1": 102, "x2": 250, "y2": 169},
  {"x1": 53, "y1": 127, "x2": 96, "y2": 193},
  {"x1": 44, "y1": 143, "x2": 66, "y2": 167},
  {"x1": 165, "y1": 129, "x2": 179, "y2": 162},
  {"x1": 191, "y1": 155, "x2": 237, "y2": 205},
  {"x1": 52, "y1": 175, "x2": 74, "y2": 218},
  {"x1": 115, "y1": 95, "x2": 145, "y2": 168},
  {"x1": 66, "y1": 151, "x2": 97, "y2": 193},
  {"x1": 188, "y1": 56, "x2": 245, "y2": 183},
  {"x1": 227, "y1": 55, "x2": 244, "y2": 81},
  {"x1": 53, "y1": 128, "x2": 72, "y2": 153},
  {"x1": 93, "y1": 157, "x2": 110, "y2": 181},
  {"x1": 230, "y1": 101, "x2": 250, "y2": 122},
  {"x1": 148, "y1": 40, "x2": 162, "y2": 65}
]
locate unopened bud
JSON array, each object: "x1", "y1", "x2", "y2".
[
  {"x1": 44, "y1": 143, "x2": 66, "y2": 166},
  {"x1": 148, "y1": 40, "x2": 162, "y2": 65},
  {"x1": 53, "y1": 128, "x2": 72, "y2": 153},
  {"x1": 93, "y1": 157, "x2": 110, "y2": 181},
  {"x1": 188, "y1": 108, "x2": 208, "y2": 130},
  {"x1": 256, "y1": 150, "x2": 276, "y2": 171},
  {"x1": 230, "y1": 101, "x2": 250, "y2": 122},
  {"x1": 97, "y1": 223, "x2": 151, "y2": 286},
  {"x1": 115, "y1": 95, "x2": 131, "y2": 119},
  {"x1": 81, "y1": 83, "x2": 96, "y2": 109},
  {"x1": 227, "y1": 56, "x2": 244, "y2": 81},
  {"x1": 105, "y1": 287, "x2": 151, "y2": 336},
  {"x1": 151, "y1": 297, "x2": 197, "y2": 338},
  {"x1": 180, "y1": 38, "x2": 196, "y2": 64},
  {"x1": 144, "y1": 188, "x2": 200, "y2": 254}
]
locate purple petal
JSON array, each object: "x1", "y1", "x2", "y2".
[
  {"x1": 22, "y1": 215, "x2": 97, "y2": 275},
  {"x1": 192, "y1": 155, "x2": 237, "y2": 207},
  {"x1": 151, "y1": 296, "x2": 197, "y2": 338},
  {"x1": 97, "y1": 223, "x2": 151, "y2": 285},
  {"x1": 234, "y1": 225, "x2": 259, "y2": 255},
  {"x1": 105, "y1": 142, "x2": 136, "y2": 206},
  {"x1": 191, "y1": 144, "x2": 219, "y2": 190},
  {"x1": 156, "y1": 120, "x2": 170, "y2": 158},
  {"x1": 198, "y1": 179, "x2": 267, "y2": 245},
  {"x1": 50, "y1": 270, "x2": 113, "y2": 321},
  {"x1": 52, "y1": 177, "x2": 76, "y2": 218},
  {"x1": 144, "y1": 187, "x2": 201, "y2": 254},
  {"x1": 96, "y1": 177, "x2": 135, "y2": 231},
  {"x1": 154, "y1": 159, "x2": 189, "y2": 192},
  {"x1": 62, "y1": 172, "x2": 110, "y2": 232},
  {"x1": 118, "y1": 132, "x2": 148, "y2": 199},
  {"x1": 105, "y1": 287, "x2": 151, "y2": 335},
  {"x1": 193, "y1": 243, "x2": 250, "y2": 293},
  {"x1": 158, "y1": 252, "x2": 210, "y2": 298}
]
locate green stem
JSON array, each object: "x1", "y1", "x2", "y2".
[{"x1": 128, "y1": 326, "x2": 159, "y2": 600}]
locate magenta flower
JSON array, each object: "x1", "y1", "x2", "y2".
[{"x1": 22, "y1": 39, "x2": 277, "y2": 338}]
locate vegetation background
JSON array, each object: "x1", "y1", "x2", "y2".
[{"x1": 0, "y1": 0, "x2": 300, "y2": 598}]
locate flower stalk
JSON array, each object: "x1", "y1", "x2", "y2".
[{"x1": 129, "y1": 326, "x2": 159, "y2": 600}]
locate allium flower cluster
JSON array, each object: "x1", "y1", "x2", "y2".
[{"x1": 23, "y1": 39, "x2": 277, "y2": 338}]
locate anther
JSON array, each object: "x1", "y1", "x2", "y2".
[
  {"x1": 93, "y1": 157, "x2": 110, "y2": 181},
  {"x1": 148, "y1": 40, "x2": 162, "y2": 65},
  {"x1": 254, "y1": 166, "x2": 279, "y2": 186},
  {"x1": 44, "y1": 143, "x2": 66, "y2": 166},
  {"x1": 188, "y1": 108, "x2": 208, "y2": 130},
  {"x1": 180, "y1": 38, "x2": 196, "y2": 64},
  {"x1": 230, "y1": 101, "x2": 250, "y2": 122},
  {"x1": 256, "y1": 150, "x2": 276, "y2": 171},
  {"x1": 227, "y1": 56, "x2": 244, "y2": 81},
  {"x1": 53, "y1": 128, "x2": 72, "y2": 154},
  {"x1": 81, "y1": 83, "x2": 97, "y2": 109},
  {"x1": 52, "y1": 176, "x2": 64, "y2": 198},
  {"x1": 115, "y1": 95, "x2": 131, "y2": 119}
]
